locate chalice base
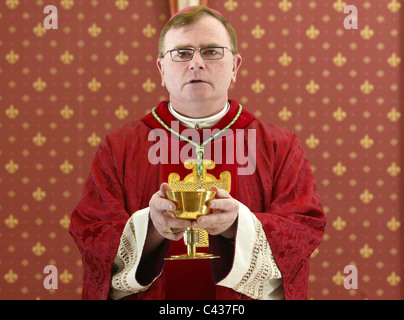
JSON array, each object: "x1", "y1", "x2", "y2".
[{"x1": 164, "y1": 252, "x2": 219, "y2": 260}]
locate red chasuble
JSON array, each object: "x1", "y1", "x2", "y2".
[{"x1": 69, "y1": 100, "x2": 326, "y2": 300}]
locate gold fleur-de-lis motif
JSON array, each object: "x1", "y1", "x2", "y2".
[
  {"x1": 224, "y1": 0, "x2": 238, "y2": 11},
  {"x1": 5, "y1": 214, "x2": 19, "y2": 229},
  {"x1": 60, "y1": 105, "x2": 74, "y2": 119},
  {"x1": 359, "y1": 189, "x2": 373, "y2": 204},
  {"x1": 115, "y1": 50, "x2": 129, "y2": 65},
  {"x1": 115, "y1": 0, "x2": 129, "y2": 10},
  {"x1": 61, "y1": 0, "x2": 74, "y2": 10},
  {"x1": 32, "y1": 132, "x2": 47, "y2": 147},
  {"x1": 333, "y1": 52, "x2": 347, "y2": 67},
  {"x1": 306, "y1": 79, "x2": 320, "y2": 94},
  {"x1": 278, "y1": 106, "x2": 292, "y2": 121},
  {"x1": 360, "y1": 25, "x2": 374, "y2": 40},
  {"x1": 32, "y1": 242, "x2": 46, "y2": 256},
  {"x1": 387, "y1": 272, "x2": 401, "y2": 286},
  {"x1": 251, "y1": 79, "x2": 265, "y2": 94},
  {"x1": 251, "y1": 25, "x2": 265, "y2": 39},
  {"x1": 6, "y1": 0, "x2": 19, "y2": 10},
  {"x1": 333, "y1": 0, "x2": 347, "y2": 12},
  {"x1": 359, "y1": 243, "x2": 373, "y2": 258},
  {"x1": 387, "y1": 0, "x2": 401, "y2": 13},
  {"x1": 387, "y1": 217, "x2": 401, "y2": 231},
  {"x1": 33, "y1": 77, "x2": 47, "y2": 92},
  {"x1": 59, "y1": 214, "x2": 70, "y2": 229},
  {"x1": 59, "y1": 270, "x2": 74, "y2": 284},
  {"x1": 5, "y1": 49, "x2": 19, "y2": 64},
  {"x1": 333, "y1": 162, "x2": 347, "y2": 176},
  {"x1": 142, "y1": 78, "x2": 156, "y2": 93},
  {"x1": 360, "y1": 134, "x2": 374, "y2": 149},
  {"x1": 387, "y1": 162, "x2": 401, "y2": 177},
  {"x1": 332, "y1": 271, "x2": 345, "y2": 285},
  {"x1": 115, "y1": 105, "x2": 129, "y2": 120},
  {"x1": 306, "y1": 134, "x2": 320, "y2": 149},
  {"x1": 332, "y1": 216, "x2": 347, "y2": 231},
  {"x1": 32, "y1": 187, "x2": 46, "y2": 201},
  {"x1": 5, "y1": 104, "x2": 19, "y2": 119},
  {"x1": 88, "y1": 77, "x2": 101, "y2": 92},
  {"x1": 387, "y1": 107, "x2": 401, "y2": 122},
  {"x1": 4, "y1": 269, "x2": 18, "y2": 284},
  {"x1": 278, "y1": 52, "x2": 292, "y2": 67},
  {"x1": 33, "y1": 22, "x2": 47, "y2": 37},
  {"x1": 60, "y1": 160, "x2": 74, "y2": 174},
  {"x1": 360, "y1": 80, "x2": 374, "y2": 94},
  {"x1": 87, "y1": 132, "x2": 101, "y2": 147},
  {"x1": 387, "y1": 53, "x2": 401, "y2": 67},
  {"x1": 278, "y1": 0, "x2": 292, "y2": 12},
  {"x1": 333, "y1": 107, "x2": 347, "y2": 121},
  {"x1": 142, "y1": 23, "x2": 156, "y2": 38},
  {"x1": 5, "y1": 159, "x2": 19, "y2": 174},
  {"x1": 88, "y1": 23, "x2": 102, "y2": 37},
  {"x1": 60, "y1": 50, "x2": 74, "y2": 65},
  {"x1": 306, "y1": 25, "x2": 320, "y2": 40}
]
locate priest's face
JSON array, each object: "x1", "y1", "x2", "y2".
[{"x1": 157, "y1": 15, "x2": 242, "y2": 118}]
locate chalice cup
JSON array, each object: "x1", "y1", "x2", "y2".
[{"x1": 165, "y1": 190, "x2": 220, "y2": 260}]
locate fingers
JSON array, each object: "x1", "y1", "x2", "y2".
[
  {"x1": 193, "y1": 193, "x2": 239, "y2": 236},
  {"x1": 150, "y1": 183, "x2": 175, "y2": 217},
  {"x1": 149, "y1": 183, "x2": 190, "y2": 240},
  {"x1": 208, "y1": 197, "x2": 238, "y2": 212},
  {"x1": 150, "y1": 184, "x2": 238, "y2": 240},
  {"x1": 210, "y1": 185, "x2": 231, "y2": 199},
  {"x1": 193, "y1": 209, "x2": 236, "y2": 228},
  {"x1": 154, "y1": 216, "x2": 190, "y2": 241}
]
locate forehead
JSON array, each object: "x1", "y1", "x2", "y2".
[{"x1": 164, "y1": 15, "x2": 231, "y2": 48}]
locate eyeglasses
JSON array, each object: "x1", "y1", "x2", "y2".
[{"x1": 162, "y1": 46, "x2": 233, "y2": 62}]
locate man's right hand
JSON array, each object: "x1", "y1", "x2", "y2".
[{"x1": 149, "y1": 182, "x2": 191, "y2": 241}]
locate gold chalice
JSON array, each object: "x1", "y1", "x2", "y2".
[
  {"x1": 164, "y1": 190, "x2": 220, "y2": 260},
  {"x1": 164, "y1": 159, "x2": 230, "y2": 260}
]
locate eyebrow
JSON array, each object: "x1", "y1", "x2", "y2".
[{"x1": 173, "y1": 43, "x2": 222, "y2": 49}]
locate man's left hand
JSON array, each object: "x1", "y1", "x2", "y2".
[{"x1": 191, "y1": 186, "x2": 238, "y2": 239}]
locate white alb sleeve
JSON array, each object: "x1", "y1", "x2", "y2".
[
  {"x1": 217, "y1": 201, "x2": 284, "y2": 300},
  {"x1": 109, "y1": 208, "x2": 159, "y2": 300}
]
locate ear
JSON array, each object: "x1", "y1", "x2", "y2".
[
  {"x1": 231, "y1": 54, "x2": 242, "y2": 84},
  {"x1": 156, "y1": 58, "x2": 166, "y2": 87}
]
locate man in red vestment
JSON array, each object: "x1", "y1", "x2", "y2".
[{"x1": 69, "y1": 6, "x2": 326, "y2": 300}]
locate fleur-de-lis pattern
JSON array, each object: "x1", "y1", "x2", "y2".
[{"x1": 1, "y1": 0, "x2": 402, "y2": 300}]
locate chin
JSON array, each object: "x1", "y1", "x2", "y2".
[{"x1": 183, "y1": 92, "x2": 213, "y2": 102}]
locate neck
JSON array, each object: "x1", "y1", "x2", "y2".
[
  {"x1": 169, "y1": 98, "x2": 229, "y2": 118},
  {"x1": 169, "y1": 102, "x2": 229, "y2": 126}
]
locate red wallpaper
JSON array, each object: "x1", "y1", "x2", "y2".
[{"x1": 1, "y1": 0, "x2": 403, "y2": 299}]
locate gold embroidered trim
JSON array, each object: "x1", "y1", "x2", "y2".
[
  {"x1": 111, "y1": 217, "x2": 150, "y2": 293},
  {"x1": 233, "y1": 219, "x2": 281, "y2": 299}
]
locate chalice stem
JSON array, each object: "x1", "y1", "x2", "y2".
[
  {"x1": 184, "y1": 227, "x2": 199, "y2": 256},
  {"x1": 187, "y1": 243, "x2": 197, "y2": 256}
]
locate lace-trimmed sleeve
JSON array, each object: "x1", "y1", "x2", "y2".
[
  {"x1": 217, "y1": 201, "x2": 284, "y2": 300},
  {"x1": 109, "y1": 208, "x2": 159, "y2": 300}
]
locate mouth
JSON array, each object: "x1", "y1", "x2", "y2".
[{"x1": 187, "y1": 79, "x2": 207, "y2": 84}]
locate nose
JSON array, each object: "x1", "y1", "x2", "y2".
[{"x1": 189, "y1": 50, "x2": 206, "y2": 70}]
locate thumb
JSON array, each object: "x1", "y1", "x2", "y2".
[
  {"x1": 210, "y1": 185, "x2": 231, "y2": 199},
  {"x1": 158, "y1": 182, "x2": 172, "y2": 198}
]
